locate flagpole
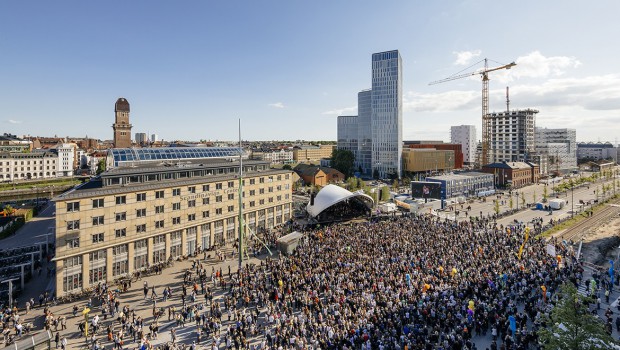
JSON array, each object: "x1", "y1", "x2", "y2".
[{"x1": 238, "y1": 119, "x2": 244, "y2": 271}]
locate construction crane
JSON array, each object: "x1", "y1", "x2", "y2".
[{"x1": 429, "y1": 58, "x2": 516, "y2": 166}]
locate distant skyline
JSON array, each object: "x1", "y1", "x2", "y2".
[{"x1": 1, "y1": 1, "x2": 619, "y2": 143}]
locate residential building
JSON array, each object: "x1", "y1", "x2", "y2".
[
  {"x1": 151, "y1": 134, "x2": 159, "y2": 143},
  {"x1": 55, "y1": 143, "x2": 76, "y2": 177},
  {"x1": 252, "y1": 149, "x2": 293, "y2": 164},
  {"x1": 482, "y1": 161, "x2": 540, "y2": 188},
  {"x1": 577, "y1": 142, "x2": 618, "y2": 162},
  {"x1": 292, "y1": 145, "x2": 334, "y2": 164},
  {"x1": 0, "y1": 134, "x2": 32, "y2": 153},
  {"x1": 488, "y1": 109, "x2": 537, "y2": 164},
  {"x1": 371, "y1": 50, "x2": 402, "y2": 179},
  {"x1": 113, "y1": 98, "x2": 133, "y2": 148},
  {"x1": 535, "y1": 128, "x2": 577, "y2": 175},
  {"x1": 53, "y1": 147, "x2": 293, "y2": 296},
  {"x1": 450, "y1": 125, "x2": 476, "y2": 165},
  {"x1": 0, "y1": 151, "x2": 59, "y2": 181}
]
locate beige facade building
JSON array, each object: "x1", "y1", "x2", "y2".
[
  {"x1": 293, "y1": 145, "x2": 334, "y2": 163},
  {"x1": 53, "y1": 148, "x2": 292, "y2": 296}
]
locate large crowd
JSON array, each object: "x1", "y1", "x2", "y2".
[{"x1": 0, "y1": 214, "x2": 604, "y2": 350}]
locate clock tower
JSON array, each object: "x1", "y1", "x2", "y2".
[{"x1": 113, "y1": 98, "x2": 132, "y2": 148}]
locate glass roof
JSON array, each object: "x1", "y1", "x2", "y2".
[{"x1": 109, "y1": 147, "x2": 245, "y2": 167}]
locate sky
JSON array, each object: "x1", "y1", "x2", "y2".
[{"x1": 1, "y1": 1, "x2": 619, "y2": 143}]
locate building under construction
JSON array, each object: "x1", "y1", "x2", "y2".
[{"x1": 488, "y1": 108, "x2": 537, "y2": 163}]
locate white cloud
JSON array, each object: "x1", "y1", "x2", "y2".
[
  {"x1": 268, "y1": 102, "x2": 285, "y2": 108},
  {"x1": 493, "y1": 51, "x2": 581, "y2": 83},
  {"x1": 404, "y1": 90, "x2": 479, "y2": 113},
  {"x1": 453, "y1": 50, "x2": 481, "y2": 66},
  {"x1": 322, "y1": 106, "x2": 357, "y2": 116},
  {"x1": 7, "y1": 119, "x2": 21, "y2": 124}
]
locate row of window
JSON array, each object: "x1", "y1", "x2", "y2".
[{"x1": 67, "y1": 174, "x2": 289, "y2": 212}]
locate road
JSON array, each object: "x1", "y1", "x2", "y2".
[{"x1": 1, "y1": 202, "x2": 56, "y2": 250}]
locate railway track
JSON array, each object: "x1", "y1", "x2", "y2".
[{"x1": 560, "y1": 198, "x2": 620, "y2": 242}]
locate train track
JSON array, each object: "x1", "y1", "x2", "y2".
[{"x1": 560, "y1": 198, "x2": 620, "y2": 242}]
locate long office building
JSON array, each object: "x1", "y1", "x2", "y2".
[{"x1": 53, "y1": 147, "x2": 293, "y2": 296}]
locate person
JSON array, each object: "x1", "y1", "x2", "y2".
[
  {"x1": 55, "y1": 332, "x2": 60, "y2": 349},
  {"x1": 61, "y1": 337, "x2": 67, "y2": 350},
  {"x1": 171, "y1": 328, "x2": 176, "y2": 343}
]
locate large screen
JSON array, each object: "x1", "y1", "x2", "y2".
[{"x1": 411, "y1": 181, "x2": 442, "y2": 200}]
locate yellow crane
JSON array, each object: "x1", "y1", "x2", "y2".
[{"x1": 429, "y1": 58, "x2": 516, "y2": 166}]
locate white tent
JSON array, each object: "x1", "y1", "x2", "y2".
[{"x1": 306, "y1": 184, "x2": 374, "y2": 218}]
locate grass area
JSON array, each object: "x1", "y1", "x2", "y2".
[
  {"x1": 541, "y1": 194, "x2": 619, "y2": 237},
  {"x1": 0, "y1": 178, "x2": 81, "y2": 192}
]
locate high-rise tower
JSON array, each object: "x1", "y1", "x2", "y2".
[
  {"x1": 113, "y1": 97, "x2": 132, "y2": 148},
  {"x1": 371, "y1": 50, "x2": 402, "y2": 179}
]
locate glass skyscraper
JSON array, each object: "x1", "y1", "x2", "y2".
[
  {"x1": 371, "y1": 50, "x2": 402, "y2": 179},
  {"x1": 357, "y1": 89, "x2": 372, "y2": 175}
]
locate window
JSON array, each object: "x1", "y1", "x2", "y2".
[
  {"x1": 67, "y1": 220, "x2": 80, "y2": 230},
  {"x1": 277, "y1": 195, "x2": 282, "y2": 201},
  {"x1": 259, "y1": 177, "x2": 265, "y2": 184},
  {"x1": 92, "y1": 198, "x2": 104, "y2": 208},
  {"x1": 172, "y1": 188, "x2": 181, "y2": 196},
  {"x1": 250, "y1": 179, "x2": 255, "y2": 185},
  {"x1": 173, "y1": 217, "x2": 181, "y2": 225},
  {"x1": 188, "y1": 186, "x2": 196, "y2": 194},
  {"x1": 92, "y1": 233, "x2": 104, "y2": 243},
  {"x1": 202, "y1": 210, "x2": 210, "y2": 218},
  {"x1": 202, "y1": 185, "x2": 210, "y2": 191},
  {"x1": 228, "y1": 181, "x2": 234, "y2": 188},
  {"x1": 67, "y1": 202, "x2": 80, "y2": 212},
  {"x1": 136, "y1": 224, "x2": 147, "y2": 233},
  {"x1": 155, "y1": 205, "x2": 165, "y2": 214},
  {"x1": 228, "y1": 205, "x2": 234, "y2": 212},
  {"x1": 64, "y1": 255, "x2": 82, "y2": 267},
  {"x1": 215, "y1": 208, "x2": 222, "y2": 215},
  {"x1": 115, "y1": 196, "x2": 126, "y2": 205},
  {"x1": 259, "y1": 199, "x2": 265, "y2": 205},
  {"x1": 228, "y1": 193, "x2": 234, "y2": 200},
  {"x1": 155, "y1": 190, "x2": 165, "y2": 199},
  {"x1": 250, "y1": 201, "x2": 255, "y2": 207},
  {"x1": 249, "y1": 190, "x2": 255, "y2": 196},
  {"x1": 136, "y1": 208, "x2": 146, "y2": 217},
  {"x1": 115, "y1": 228, "x2": 126, "y2": 238},
  {"x1": 203, "y1": 197, "x2": 210, "y2": 205},
  {"x1": 155, "y1": 220, "x2": 164, "y2": 228},
  {"x1": 136, "y1": 193, "x2": 146, "y2": 202},
  {"x1": 188, "y1": 214, "x2": 196, "y2": 221},
  {"x1": 269, "y1": 197, "x2": 274, "y2": 203},
  {"x1": 268, "y1": 187, "x2": 274, "y2": 193},
  {"x1": 173, "y1": 202, "x2": 181, "y2": 210},
  {"x1": 66, "y1": 237, "x2": 79, "y2": 248},
  {"x1": 277, "y1": 175, "x2": 281, "y2": 181},
  {"x1": 92, "y1": 216, "x2": 104, "y2": 226},
  {"x1": 215, "y1": 195, "x2": 222, "y2": 203},
  {"x1": 285, "y1": 174, "x2": 289, "y2": 180},
  {"x1": 216, "y1": 183, "x2": 223, "y2": 190},
  {"x1": 188, "y1": 200, "x2": 196, "y2": 208},
  {"x1": 115, "y1": 212, "x2": 126, "y2": 221},
  {"x1": 259, "y1": 189, "x2": 265, "y2": 194}
]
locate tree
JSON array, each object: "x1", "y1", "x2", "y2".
[
  {"x1": 2, "y1": 205, "x2": 14, "y2": 217},
  {"x1": 331, "y1": 149, "x2": 355, "y2": 179},
  {"x1": 509, "y1": 196, "x2": 514, "y2": 210},
  {"x1": 96, "y1": 159, "x2": 106, "y2": 175},
  {"x1": 282, "y1": 164, "x2": 292, "y2": 170},
  {"x1": 539, "y1": 283, "x2": 614, "y2": 350},
  {"x1": 380, "y1": 186, "x2": 391, "y2": 202},
  {"x1": 532, "y1": 190, "x2": 537, "y2": 205},
  {"x1": 521, "y1": 192, "x2": 526, "y2": 208},
  {"x1": 493, "y1": 200, "x2": 500, "y2": 215},
  {"x1": 543, "y1": 186, "x2": 549, "y2": 203}
]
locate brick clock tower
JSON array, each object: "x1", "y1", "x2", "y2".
[{"x1": 113, "y1": 97, "x2": 132, "y2": 148}]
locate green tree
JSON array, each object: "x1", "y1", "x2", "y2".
[
  {"x1": 380, "y1": 186, "x2": 391, "y2": 201},
  {"x1": 493, "y1": 200, "x2": 500, "y2": 215},
  {"x1": 331, "y1": 149, "x2": 355, "y2": 179},
  {"x1": 509, "y1": 196, "x2": 514, "y2": 210},
  {"x1": 282, "y1": 164, "x2": 292, "y2": 170},
  {"x1": 539, "y1": 283, "x2": 614, "y2": 350},
  {"x1": 521, "y1": 192, "x2": 526, "y2": 208},
  {"x1": 532, "y1": 190, "x2": 537, "y2": 205},
  {"x1": 543, "y1": 186, "x2": 549, "y2": 203},
  {"x1": 96, "y1": 159, "x2": 106, "y2": 175}
]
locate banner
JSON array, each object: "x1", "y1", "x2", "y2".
[{"x1": 546, "y1": 244, "x2": 556, "y2": 257}]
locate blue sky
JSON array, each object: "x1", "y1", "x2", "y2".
[{"x1": 1, "y1": 1, "x2": 619, "y2": 143}]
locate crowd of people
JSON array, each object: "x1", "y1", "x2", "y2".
[{"x1": 0, "y1": 213, "x2": 607, "y2": 350}]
